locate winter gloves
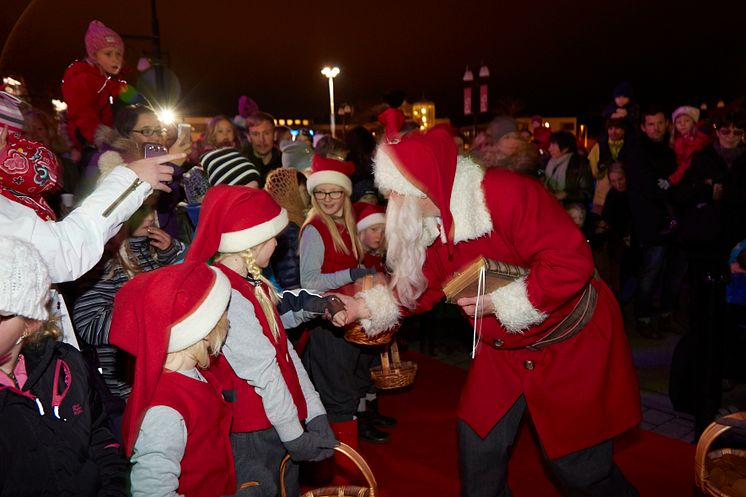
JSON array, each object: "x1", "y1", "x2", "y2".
[
  {"x1": 349, "y1": 266, "x2": 377, "y2": 281},
  {"x1": 283, "y1": 415, "x2": 337, "y2": 462}
]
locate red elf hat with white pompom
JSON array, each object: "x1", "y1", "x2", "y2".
[
  {"x1": 354, "y1": 201, "x2": 386, "y2": 232},
  {"x1": 109, "y1": 262, "x2": 231, "y2": 455},
  {"x1": 185, "y1": 184, "x2": 289, "y2": 262},
  {"x1": 306, "y1": 154, "x2": 355, "y2": 196}
]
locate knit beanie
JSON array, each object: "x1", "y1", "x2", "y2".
[
  {"x1": 85, "y1": 20, "x2": 124, "y2": 59},
  {"x1": 0, "y1": 237, "x2": 50, "y2": 320},
  {"x1": 672, "y1": 106, "x2": 700, "y2": 126},
  {"x1": 488, "y1": 116, "x2": 518, "y2": 142},
  {"x1": 280, "y1": 140, "x2": 313, "y2": 171},
  {"x1": 200, "y1": 147, "x2": 260, "y2": 186}
]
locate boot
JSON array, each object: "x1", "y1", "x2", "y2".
[
  {"x1": 357, "y1": 410, "x2": 390, "y2": 443},
  {"x1": 367, "y1": 398, "x2": 397, "y2": 427}
]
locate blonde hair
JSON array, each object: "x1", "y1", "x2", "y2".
[
  {"x1": 23, "y1": 302, "x2": 62, "y2": 346},
  {"x1": 173, "y1": 312, "x2": 229, "y2": 369},
  {"x1": 304, "y1": 195, "x2": 363, "y2": 262},
  {"x1": 215, "y1": 248, "x2": 281, "y2": 341},
  {"x1": 106, "y1": 205, "x2": 157, "y2": 279}
]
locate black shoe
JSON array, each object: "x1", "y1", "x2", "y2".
[
  {"x1": 357, "y1": 412, "x2": 390, "y2": 443},
  {"x1": 636, "y1": 320, "x2": 664, "y2": 340},
  {"x1": 367, "y1": 398, "x2": 397, "y2": 427}
]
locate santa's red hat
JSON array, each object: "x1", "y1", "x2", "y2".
[
  {"x1": 373, "y1": 128, "x2": 458, "y2": 243},
  {"x1": 306, "y1": 154, "x2": 355, "y2": 196},
  {"x1": 378, "y1": 107, "x2": 406, "y2": 142},
  {"x1": 0, "y1": 134, "x2": 60, "y2": 220},
  {"x1": 186, "y1": 184, "x2": 288, "y2": 262},
  {"x1": 109, "y1": 262, "x2": 231, "y2": 455},
  {"x1": 353, "y1": 202, "x2": 386, "y2": 232}
]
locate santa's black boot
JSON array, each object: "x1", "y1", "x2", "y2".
[
  {"x1": 368, "y1": 398, "x2": 397, "y2": 427},
  {"x1": 357, "y1": 410, "x2": 389, "y2": 443}
]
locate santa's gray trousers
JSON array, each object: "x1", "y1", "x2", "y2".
[{"x1": 457, "y1": 396, "x2": 639, "y2": 497}]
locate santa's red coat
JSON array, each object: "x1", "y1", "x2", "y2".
[{"x1": 412, "y1": 167, "x2": 641, "y2": 459}]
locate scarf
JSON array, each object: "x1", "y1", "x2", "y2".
[{"x1": 545, "y1": 152, "x2": 572, "y2": 193}]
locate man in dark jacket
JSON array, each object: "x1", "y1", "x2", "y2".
[{"x1": 626, "y1": 106, "x2": 686, "y2": 338}]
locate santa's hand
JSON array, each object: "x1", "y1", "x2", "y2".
[
  {"x1": 457, "y1": 295, "x2": 495, "y2": 318},
  {"x1": 331, "y1": 310, "x2": 348, "y2": 327},
  {"x1": 337, "y1": 295, "x2": 370, "y2": 324}
]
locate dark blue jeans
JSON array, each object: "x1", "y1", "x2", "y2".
[{"x1": 635, "y1": 243, "x2": 688, "y2": 321}]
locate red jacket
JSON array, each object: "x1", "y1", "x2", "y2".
[
  {"x1": 149, "y1": 370, "x2": 235, "y2": 497},
  {"x1": 209, "y1": 264, "x2": 308, "y2": 433},
  {"x1": 413, "y1": 167, "x2": 640, "y2": 458},
  {"x1": 61, "y1": 60, "x2": 126, "y2": 149}
]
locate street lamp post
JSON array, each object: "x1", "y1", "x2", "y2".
[{"x1": 321, "y1": 66, "x2": 340, "y2": 137}]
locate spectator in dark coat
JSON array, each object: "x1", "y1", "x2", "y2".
[{"x1": 544, "y1": 131, "x2": 594, "y2": 207}]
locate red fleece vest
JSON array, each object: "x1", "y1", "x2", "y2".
[
  {"x1": 305, "y1": 215, "x2": 359, "y2": 272},
  {"x1": 210, "y1": 264, "x2": 308, "y2": 433},
  {"x1": 149, "y1": 370, "x2": 235, "y2": 497}
]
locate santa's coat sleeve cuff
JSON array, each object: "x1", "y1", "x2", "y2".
[
  {"x1": 489, "y1": 277, "x2": 548, "y2": 334},
  {"x1": 356, "y1": 284, "x2": 401, "y2": 336}
]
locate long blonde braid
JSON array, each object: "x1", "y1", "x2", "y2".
[{"x1": 240, "y1": 248, "x2": 281, "y2": 342}]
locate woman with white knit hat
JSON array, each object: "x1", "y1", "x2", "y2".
[{"x1": 0, "y1": 236, "x2": 127, "y2": 496}]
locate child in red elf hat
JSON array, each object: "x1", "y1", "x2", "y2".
[
  {"x1": 61, "y1": 20, "x2": 128, "y2": 153},
  {"x1": 109, "y1": 262, "x2": 235, "y2": 497},
  {"x1": 186, "y1": 185, "x2": 347, "y2": 496}
]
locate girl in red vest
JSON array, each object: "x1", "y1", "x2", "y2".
[
  {"x1": 186, "y1": 185, "x2": 344, "y2": 497},
  {"x1": 109, "y1": 262, "x2": 236, "y2": 497},
  {"x1": 299, "y1": 156, "x2": 392, "y2": 444}
]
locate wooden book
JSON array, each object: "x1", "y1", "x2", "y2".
[{"x1": 442, "y1": 257, "x2": 529, "y2": 303}]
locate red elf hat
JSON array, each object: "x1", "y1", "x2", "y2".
[{"x1": 306, "y1": 154, "x2": 355, "y2": 196}]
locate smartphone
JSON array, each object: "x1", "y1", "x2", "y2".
[
  {"x1": 177, "y1": 123, "x2": 192, "y2": 145},
  {"x1": 143, "y1": 142, "x2": 169, "y2": 159}
]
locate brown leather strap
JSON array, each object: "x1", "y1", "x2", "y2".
[{"x1": 481, "y1": 280, "x2": 598, "y2": 352}]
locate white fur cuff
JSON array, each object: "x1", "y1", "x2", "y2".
[
  {"x1": 356, "y1": 284, "x2": 401, "y2": 336},
  {"x1": 489, "y1": 277, "x2": 548, "y2": 334}
]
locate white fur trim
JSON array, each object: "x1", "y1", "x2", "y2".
[
  {"x1": 357, "y1": 213, "x2": 386, "y2": 232},
  {"x1": 307, "y1": 171, "x2": 352, "y2": 196},
  {"x1": 451, "y1": 157, "x2": 493, "y2": 243},
  {"x1": 169, "y1": 267, "x2": 231, "y2": 352},
  {"x1": 373, "y1": 145, "x2": 426, "y2": 197},
  {"x1": 488, "y1": 277, "x2": 548, "y2": 334},
  {"x1": 96, "y1": 150, "x2": 125, "y2": 184},
  {"x1": 357, "y1": 284, "x2": 401, "y2": 336},
  {"x1": 218, "y1": 209, "x2": 289, "y2": 253}
]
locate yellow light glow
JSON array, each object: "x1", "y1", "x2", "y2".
[
  {"x1": 278, "y1": 119, "x2": 286, "y2": 126},
  {"x1": 321, "y1": 66, "x2": 340, "y2": 78},
  {"x1": 157, "y1": 108, "x2": 177, "y2": 125},
  {"x1": 51, "y1": 99, "x2": 67, "y2": 112},
  {"x1": 302, "y1": 120, "x2": 309, "y2": 126}
]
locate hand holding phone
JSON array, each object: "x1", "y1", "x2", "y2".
[{"x1": 143, "y1": 142, "x2": 169, "y2": 159}]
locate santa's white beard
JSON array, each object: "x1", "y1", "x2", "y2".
[{"x1": 385, "y1": 195, "x2": 437, "y2": 310}]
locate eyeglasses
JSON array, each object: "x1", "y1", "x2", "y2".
[
  {"x1": 314, "y1": 190, "x2": 345, "y2": 200},
  {"x1": 131, "y1": 127, "x2": 167, "y2": 137},
  {"x1": 0, "y1": 314, "x2": 16, "y2": 323},
  {"x1": 718, "y1": 128, "x2": 745, "y2": 137}
]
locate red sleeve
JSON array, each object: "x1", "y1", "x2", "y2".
[{"x1": 62, "y1": 67, "x2": 105, "y2": 144}]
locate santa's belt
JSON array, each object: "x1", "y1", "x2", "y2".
[{"x1": 481, "y1": 280, "x2": 598, "y2": 352}]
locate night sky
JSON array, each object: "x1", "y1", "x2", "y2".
[{"x1": 1, "y1": 0, "x2": 745, "y2": 130}]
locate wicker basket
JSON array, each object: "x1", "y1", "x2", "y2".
[
  {"x1": 343, "y1": 274, "x2": 397, "y2": 346},
  {"x1": 695, "y1": 411, "x2": 746, "y2": 496},
  {"x1": 370, "y1": 341, "x2": 417, "y2": 390},
  {"x1": 280, "y1": 442, "x2": 377, "y2": 497}
]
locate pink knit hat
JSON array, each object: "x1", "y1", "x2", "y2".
[{"x1": 85, "y1": 20, "x2": 124, "y2": 59}]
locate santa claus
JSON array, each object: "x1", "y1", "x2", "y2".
[{"x1": 351, "y1": 128, "x2": 641, "y2": 497}]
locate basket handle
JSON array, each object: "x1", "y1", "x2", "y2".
[
  {"x1": 279, "y1": 442, "x2": 378, "y2": 497},
  {"x1": 694, "y1": 411, "x2": 746, "y2": 491}
]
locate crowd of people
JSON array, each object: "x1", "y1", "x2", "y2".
[{"x1": 2, "y1": 17, "x2": 746, "y2": 497}]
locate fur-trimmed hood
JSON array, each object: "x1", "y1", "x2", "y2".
[
  {"x1": 94, "y1": 125, "x2": 140, "y2": 182},
  {"x1": 449, "y1": 156, "x2": 493, "y2": 244}
]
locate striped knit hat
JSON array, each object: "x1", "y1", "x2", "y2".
[
  {"x1": 200, "y1": 147, "x2": 260, "y2": 186},
  {"x1": 0, "y1": 91, "x2": 25, "y2": 135}
]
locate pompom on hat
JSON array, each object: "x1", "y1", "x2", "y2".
[
  {"x1": 109, "y1": 262, "x2": 231, "y2": 455},
  {"x1": 0, "y1": 237, "x2": 50, "y2": 321},
  {"x1": 354, "y1": 202, "x2": 386, "y2": 232},
  {"x1": 186, "y1": 185, "x2": 289, "y2": 262},
  {"x1": 85, "y1": 20, "x2": 124, "y2": 60},
  {"x1": 672, "y1": 106, "x2": 700, "y2": 126},
  {"x1": 306, "y1": 154, "x2": 355, "y2": 196}
]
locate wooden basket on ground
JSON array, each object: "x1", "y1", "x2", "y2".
[
  {"x1": 343, "y1": 274, "x2": 396, "y2": 346},
  {"x1": 695, "y1": 411, "x2": 746, "y2": 496},
  {"x1": 280, "y1": 442, "x2": 377, "y2": 497},
  {"x1": 370, "y1": 341, "x2": 417, "y2": 390}
]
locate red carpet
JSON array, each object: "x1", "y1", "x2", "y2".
[{"x1": 341, "y1": 350, "x2": 698, "y2": 497}]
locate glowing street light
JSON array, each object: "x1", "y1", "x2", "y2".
[{"x1": 321, "y1": 66, "x2": 340, "y2": 137}]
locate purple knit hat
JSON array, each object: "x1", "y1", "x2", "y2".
[{"x1": 85, "y1": 20, "x2": 124, "y2": 59}]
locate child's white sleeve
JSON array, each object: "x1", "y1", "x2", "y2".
[{"x1": 130, "y1": 406, "x2": 187, "y2": 497}]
